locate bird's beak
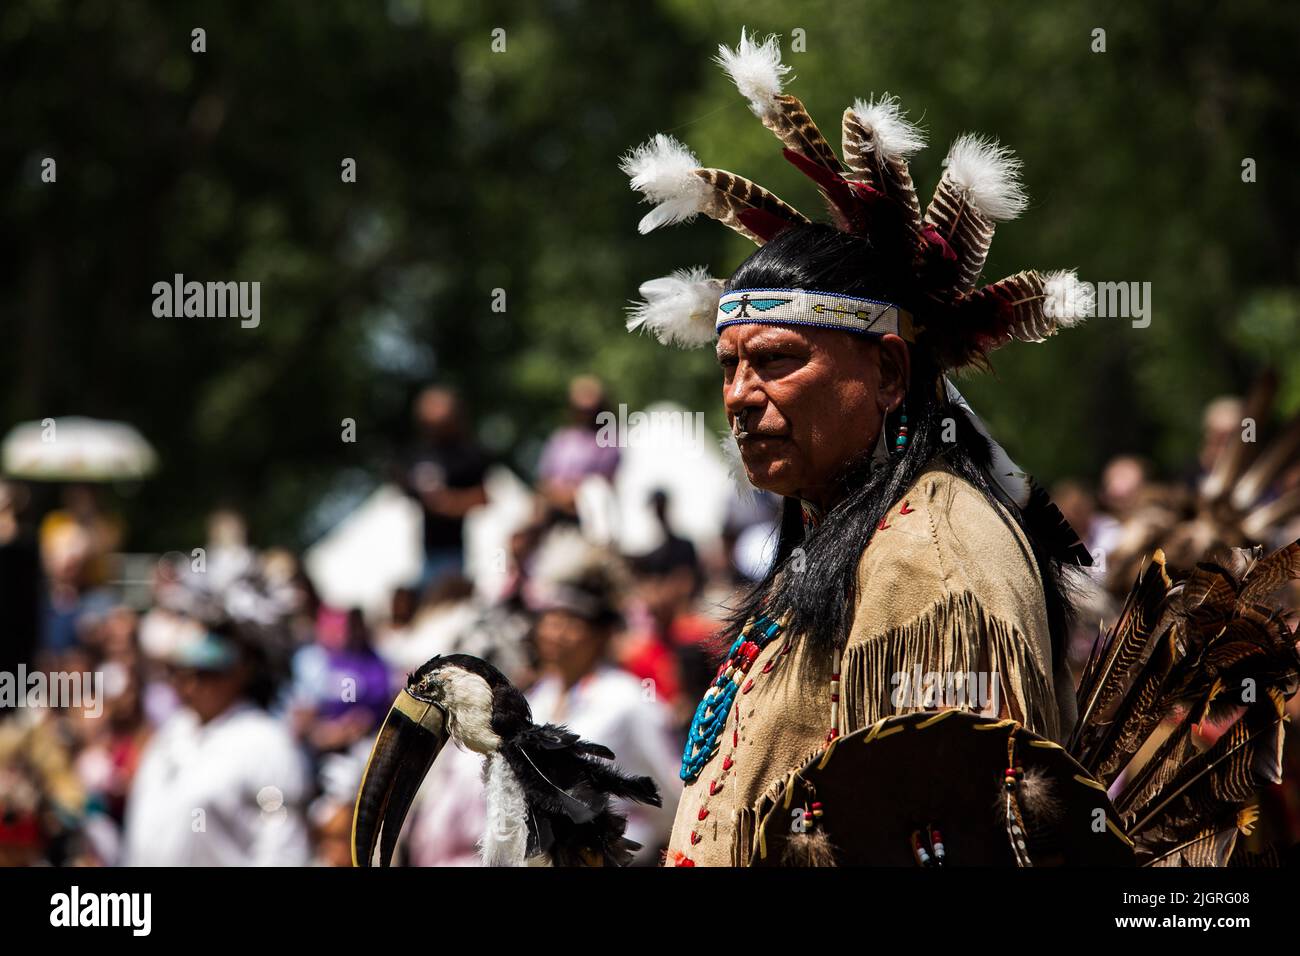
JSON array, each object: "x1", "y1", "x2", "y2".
[{"x1": 351, "y1": 688, "x2": 449, "y2": 867}]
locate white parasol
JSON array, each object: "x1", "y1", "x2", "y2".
[{"x1": 2, "y1": 416, "x2": 158, "y2": 481}]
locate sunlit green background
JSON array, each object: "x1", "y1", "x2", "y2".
[{"x1": 3, "y1": 0, "x2": 1296, "y2": 550}]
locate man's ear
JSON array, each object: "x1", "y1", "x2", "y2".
[{"x1": 876, "y1": 334, "x2": 911, "y2": 412}]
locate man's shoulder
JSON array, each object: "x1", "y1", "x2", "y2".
[{"x1": 852, "y1": 462, "x2": 1044, "y2": 629}]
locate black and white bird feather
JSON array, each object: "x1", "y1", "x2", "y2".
[{"x1": 352, "y1": 654, "x2": 661, "y2": 867}]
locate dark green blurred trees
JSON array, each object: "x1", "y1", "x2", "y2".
[{"x1": 2, "y1": 0, "x2": 1296, "y2": 550}]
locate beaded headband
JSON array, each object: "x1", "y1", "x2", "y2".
[{"x1": 716, "y1": 288, "x2": 915, "y2": 341}]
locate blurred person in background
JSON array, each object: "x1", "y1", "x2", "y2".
[
  {"x1": 37, "y1": 520, "x2": 98, "y2": 659},
  {"x1": 620, "y1": 489, "x2": 718, "y2": 723},
  {"x1": 40, "y1": 485, "x2": 123, "y2": 590},
  {"x1": 124, "y1": 608, "x2": 310, "y2": 866},
  {"x1": 0, "y1": 711, "x2": 86, "y2": 866},
  {"x1": 401, "y1": 386, "x2": 489, "y2": 592},
  {"x1": 1184, "y1": 395, "x2": 1245, "y2": 488},
  {"x1": 537, "y1": 375, "x2": 620, "y2": 521},
  {"x1": 519, "y1": 528, "x2": 681, "y2": 860},
  {"x1": 290, "y1": 606, "x2": 391, "y2": 755},
  {"x1": 64, "y1": 606, "x2": 152, "y2": 862},
  {"x1": 1098, "y1": 454, "x2": 1151, "y2": 523},
  {"x1": 1050, "y1": 479, "x2": 1121, "y2": 567}
]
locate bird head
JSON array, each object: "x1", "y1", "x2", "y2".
[
  {"x1": 407, "y1": 654, "x2": 532, "y2": 753},
  {"x1": 351, "y1": 654, "x2": 530, "y2": 867}
]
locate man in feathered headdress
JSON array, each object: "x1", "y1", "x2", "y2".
[{"x1": 620, "y1": 30, "x2": 1098, "y2": 866}]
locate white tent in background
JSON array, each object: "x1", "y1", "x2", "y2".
[
  {"x1": 303, "y1": 484, "x2": 423, "y2": 619},
  {"x1": 463, "y1": 465, "x2": 539, "y2": 600},
  {"x1": 303, "y1": 466, "x2": 537, "y2": 620},
  {"x1": 591, "y1": 400, "x2": 736, "y2": 556}
]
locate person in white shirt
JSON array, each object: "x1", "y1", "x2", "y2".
[{"x1": 124, "y1": 619, "x2": 310, "y2": 866}]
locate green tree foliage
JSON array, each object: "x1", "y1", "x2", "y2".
[{"x1": 2, "y1": 0, "x2": 1295, "y2": 549}]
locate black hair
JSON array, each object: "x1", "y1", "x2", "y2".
[{"x1": 720, "y1": 223, "x2": 1075, "y2": 670}]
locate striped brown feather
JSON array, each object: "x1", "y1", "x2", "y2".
[
  {"x1": 923, "y1": 172, "x2": 995, "y2": 297},
  {"x1": 693, "y1": 168, "x2": 810, "y2": 244},
  {"x1": 1238, "y1": 539, "x2": 1300, "y2": 608},
  {"x1": 841, "y1": 107, "x2": 922, "y2": 243},
  {"x1": 760, "y1": 93, "x2": 843, "y2": 174},
  {"x1": 1071, "y1": 551, "x2": 1171, "y2": 760}
]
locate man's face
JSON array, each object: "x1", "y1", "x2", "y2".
[
  {"x1": 534, "y1": 609, "x2": 604, "y2": 676},
  {"x1": 717, "y1": 324, "x2": 896, "y2": 502}
]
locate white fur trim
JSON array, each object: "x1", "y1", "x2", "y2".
[
  {"x1": 847, "y1": 94, "x2": 927, "y2": 159},
  {"x1": 715, "y1": 29, "x2": 789, "y2": 118},
  {"x1": 1042, "y1": 269, "x2": 1093, "y2": 325},
  {"x1": 942, "y1": 134, "x2": 1028, "y2": 222},
  {"x1": 479, "y1": 754, "x2": 531, "y2": 867},
  {"x1": 619, "y1": 134, "x2": 710, "y2": 234},
  {"x1": 627, "y1": 267, "x2": 724, "y2": 348}
]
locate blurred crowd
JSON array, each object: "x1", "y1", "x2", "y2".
[{"x1": 2, "y1": 379, "x2": 1299, "y2": 866}]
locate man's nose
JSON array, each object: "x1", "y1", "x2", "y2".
[{"x1": 724, "y1": 361, "x2": 765, "y2": 416}]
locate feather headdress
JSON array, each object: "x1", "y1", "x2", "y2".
[
  {"x1": 621, "y1": 28, "x2": 1092, "y2": 566},
  {"x1": 621, "y1": 28, "x2": 1091, "y2": 371}
]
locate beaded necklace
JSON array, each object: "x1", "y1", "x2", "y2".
[{"x1": 679, "y1": 615, "x2": 783, "y2": 782}]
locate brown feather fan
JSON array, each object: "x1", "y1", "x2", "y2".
[{"x1": 1068, "y1": 543, "x2": 1300, "y2": 866}]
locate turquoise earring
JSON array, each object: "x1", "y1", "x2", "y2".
[{"x1": 893, "y1": 403, "x2": 909, "y2": 454}]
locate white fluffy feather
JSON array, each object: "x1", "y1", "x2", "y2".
[
  {"x1": 626, "y1": 267, "x2": 723, "y2": 348},
  {"x1": 848, "y1": 94, "x2": 927, "y2": 159},
  {"x1": 619, "y1": 133, "x2": 710, "y2": 234},
  {"x1": 715, "y1": 29, "x2": 789, "y2": 118},
  {"x1": 942, "y1": 134, "x2": 1028, "y2": 222},
  {"x1": 1042, "y1": 269, "x2": 1094, "y2": 325},
  {"x1": 720, "y1": 432, "x2": 757, "y2": 502},
  {"x1": 440, "y1": 668, "x2": 501, "y2": 754},
  {"x1": 479, "y1": 753, "x2": 531, "y2": 867}
]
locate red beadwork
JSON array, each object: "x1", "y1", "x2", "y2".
[
  {"x1": 722, "y1": 755, "x2": 734, "y2": 771},
  {"x1": 690, "y1": 832, "x2": 702, "y2": 845},
  {"x1": 698, "y1": 807, "x2": 709, "y2": 821}
]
